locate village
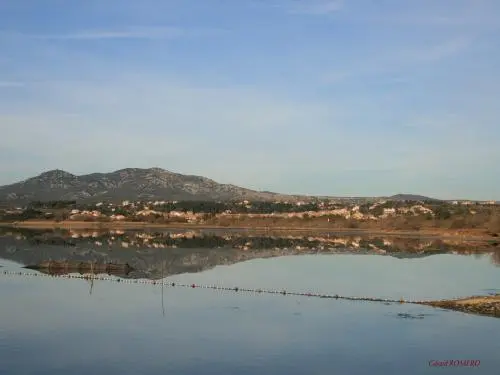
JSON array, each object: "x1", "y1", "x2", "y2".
[
  {"x1": 65, "y1": 200, "x2": 436, "y2": 223},
  {"x1": 0, "y1": 197, "x2": 498, "y2": 225}
]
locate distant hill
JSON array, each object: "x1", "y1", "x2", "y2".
[
  {"x1": 0, "y1": 168, "x2": 307, "y2": 204},
  {"x1": 0, "y1": 168, "x2": 447, "y2": 204},
  {"x1": 388, "y1": 194, "x2": 440, "y2": 202}
]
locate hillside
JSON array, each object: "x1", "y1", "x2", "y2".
[
  {"x1": 0, "y1": 168, "x2": 301, "y2": 204},
  {"x1": 0, "y1": 168, "x2": 448, "y2": 205},
  {"x1": 388, "y1": 194, "x2": 439, "y2": 202}
]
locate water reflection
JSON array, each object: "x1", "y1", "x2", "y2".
[
  {"x1": 1, "y1": 229, "x2": 500, "y2": 374},
  {"x1": 0, "y1": 228, "x2": 498, "y2": 280},
  {"x1": 492, "y1": 250, "x2": 500, "y2": 265},
  {"x1": 1, "y1": 254, "x2": 499, "y2": 375}
]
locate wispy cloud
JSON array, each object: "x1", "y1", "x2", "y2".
[
  {"x1": 17, "y1": 26, "x2": 225, "y2": 41},
  {"x1": 322, "y1": 36, "x2": 473, "y2": 84}
]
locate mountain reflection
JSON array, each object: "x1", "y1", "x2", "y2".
[{"x1": 0, "y1": 227, "x2": 498, "y2": 279}]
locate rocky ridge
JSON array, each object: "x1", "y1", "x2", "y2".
[{"x1": 0, "y1": 168, "x2": 300, "y2": 203}]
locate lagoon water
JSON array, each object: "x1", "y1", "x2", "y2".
[{"x1": 0, "y1": 233, "x2": 499, "y2": 374}]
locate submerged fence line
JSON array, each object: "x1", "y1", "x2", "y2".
[{"x1": 1, "y1": 269, "x2": 437, "y2": 305}]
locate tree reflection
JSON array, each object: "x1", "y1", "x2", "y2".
[{"x1": 491, "y1": 251, "x2": 500, "y2": 266}]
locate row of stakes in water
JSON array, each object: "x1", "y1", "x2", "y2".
[{"x1": 2, "y1": 270, "x2": 442, "y2": 304}]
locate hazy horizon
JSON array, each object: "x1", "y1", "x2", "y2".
[{"x1": 1, "y1": 0, "x2": 499, "y2": 200}]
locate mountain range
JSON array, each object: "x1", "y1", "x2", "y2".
[
  {"x1": 0, "y1": 168, "x2": 437, "y2": 204},
  {"x1": 0, "y1": 168, "x2": 305, "y2": 204}
]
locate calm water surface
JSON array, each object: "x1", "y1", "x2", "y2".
[{"x1": 1, "y1": 249, "x2": 499, "y2": 374}]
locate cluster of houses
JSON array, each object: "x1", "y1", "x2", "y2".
[
  {"x1": 49, "y1": 199, "x2": 497, "y2": 223},
  {"x1": 67, "y1": 202, "x2": 434, "y2": 222},
  {"x1": 1, "y1": 197, "x2": 498, "y2": 223},
  {"x1": 68, "y1": 204, "x2": 204, "y2": 223},
  {"x1": 451, "y1": 200, "x2": 497, "y2": 205},
  {"x1": 218, "y1": 202, "x2": 435, "y2": 221}
]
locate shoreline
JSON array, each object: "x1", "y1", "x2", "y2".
[
  {"x1": 419, "y1": 295, "x2": 500, "y2": 318},
  {"x1": 0, "y1": 220, "x2": 498, "y2": 241}
]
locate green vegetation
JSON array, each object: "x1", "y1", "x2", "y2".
[{"x1": 29, "y1": 200, "x2": 77, "y2": 209}]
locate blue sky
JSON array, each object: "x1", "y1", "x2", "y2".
[{"x1": 1, "y1": 0, "x2": 499, "y2": 200}]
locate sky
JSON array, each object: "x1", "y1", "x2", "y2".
[{"x1": 0, "y1": 0, "x2": 499, "y2": 200}]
